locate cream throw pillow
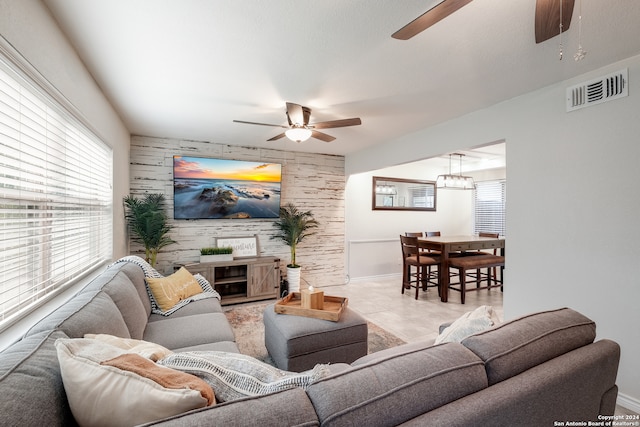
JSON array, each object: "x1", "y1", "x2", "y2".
[
  {"x1": 435, "y1": 305, "x2": 501, "y2": 344},
  {"x1": 55, "y1": 338, "x2": 211, "y2": 427},
  {"x1": 145, "y1": 267, "x2": 204, "y2": 311},
  {"x1": 84, "y1": 333, "x2": 173, "y2": 361}
]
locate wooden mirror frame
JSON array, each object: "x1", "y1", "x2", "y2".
[{"x1": 372, "y1": 176, "x2": 437, "y2": 211}]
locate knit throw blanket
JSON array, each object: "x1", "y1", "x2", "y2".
[
  {"x1": 110, "y1": 256, "x2": 221, "y2": 316},
  {"x1": 158, "y1": 351, "x2": 330, "y2": 403}
]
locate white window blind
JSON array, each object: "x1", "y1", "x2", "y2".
[
  {"x1": 474, "y1": 180, "x2": 506, "y2": 236},
  {"x1": 0, "y1": 55, "x2": 112, "y2": 324},
  {"x1": 409, "y1": 185, "x2": 435, "y2": 208}
]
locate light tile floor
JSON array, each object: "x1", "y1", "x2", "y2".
[{"x1": 319, "y1": 275, "x2": 503, "y2": 343}]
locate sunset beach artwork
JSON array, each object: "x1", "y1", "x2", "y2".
[{"x1": 173, "y1": 156, "x2": 282, "y2": 219}]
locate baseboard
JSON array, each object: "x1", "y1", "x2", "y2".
[{"x1": 618, "y1": 392, "x2": 640, "y2": 414}]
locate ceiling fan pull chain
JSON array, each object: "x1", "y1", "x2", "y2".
[
  {"x1": 558, "y1": 0, "x2": 564, "y2": 60},
  {"x1": 574, "y1": 0, "x2": 587, "y2": 61}
]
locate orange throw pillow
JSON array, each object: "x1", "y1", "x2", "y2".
[{"x1": 102, "y1": 353, "x2": 215, "y2": 406}]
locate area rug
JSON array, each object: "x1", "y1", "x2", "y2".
[{"x1": 223, "y1": 302, "x2": 406, "y2": 365}]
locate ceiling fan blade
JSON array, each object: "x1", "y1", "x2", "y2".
[
  {"x1": 286, "y1": 102, "x2": 306, "y2": 126},
  {"x1": 233, "y1": 120, "x2": 288, "y2": 129},
  {"x1": 267, "y1": 133, "x2": 286, "y2": 142},
  {"x1": 311, "y1": 118, "x2": 362, "y2": 129},
  {"x1": 392, "y1": 0, "x2": 473, "y2": 40},
  {"x1": 535, "y1": 0, "x2": 574, "y2": 44},
  {"x1": 311, "y1": 130, "x2": 335, "y2": 143},
  {"x1": 302, "y1": 106, "x2": 311, "y2": 126}
]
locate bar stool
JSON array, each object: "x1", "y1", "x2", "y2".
[
  {"x1": 400, "y1": 235, "x2": 440, "y2": 300},
  {"x1": 471, "y1": 232, "x2": 501, "y2": 285}
]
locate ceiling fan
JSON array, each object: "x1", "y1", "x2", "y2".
[
  {"x1": 392, "y1": 0, "x2": 574, "y2": 44},
  {"x1": 535, "y1": 0, "x2": 575, "y2": 44},
  {"x1": 392, "y1": 0, "x2": 474, "y2": 40},
  {"x1": 233, "y1": 102, "x2": 362, "y2": 143}
]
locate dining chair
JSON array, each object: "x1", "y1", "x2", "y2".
[
  {"x1": 405, "y1": 232, "x2": 424, "y2": 237},
  {"x1": 421, "y1": 231, "x2": 442, "y2": 280},
  {"x1": 476, "y1": 232, "x2": 500, "y2": 284},
  {"x1": 399, "y1": 235, "x2": 440, "y2": 300},
  {"x1": 447, "y1": 250, "x2": 504, "y2": 304}
]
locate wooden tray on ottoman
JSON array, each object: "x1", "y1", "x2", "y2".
[{"x1": 274, "y1": 292, "x2": 348, "y2": 321}]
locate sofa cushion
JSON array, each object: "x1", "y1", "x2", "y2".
[
  {"x1": 113, "y1": 261, "x2": 153, "y2": 318},
  {"x1": 159, "y1": 351, "x2": 330, "y2": 403},
  {"x1": 147, "y1": 297, "x2": 223, "y2": 323},
  {"x1": 76, "y1": 262, "x2": 124, "y2": 295},
  {"x1": 306, "y1": 342, "x2": 487, "y2": 427},
  {"x1": 146, "y1": 267, "x2": 204, "y2": 312},
  {"x1": 351, "y1": 339, "x2": 435, "y2": 366},
  {"x1": 139, "y1": 387, "x2": 320, "y2": 427},
  {"x1": 27, "y1": 290, "x2": 130, "y2": 339},
  {"x1": 461, "y1": 307, "x2": 596, "y2": 385},
  {"x1": 172, "y1": 341, "x2": 240, "y2": 353},
  {"x1": 143, "y1": 313, "x2": 235, "y2": 350},
  {"x1": 55, "y1": 338, "x2": 212, "y2": 427},
  {"x1": 100, "y1": 270, "x2": 149, "y2": 339},
  {"x1": 0, "y1": 330, "x2": 76, "y2": 426}
]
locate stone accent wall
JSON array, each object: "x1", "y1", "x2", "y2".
[{"x1": 128, "y1": 135, "x2": 346, "y2": 288}]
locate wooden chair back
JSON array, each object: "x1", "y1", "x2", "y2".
[
  {"x1": 405, "y1": 232, "x2": 424, "y2": 237},
  {"x1": 400, "y1": 235, "x2": 420, "y2": 258}
]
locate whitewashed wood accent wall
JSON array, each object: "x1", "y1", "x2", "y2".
[{"x1": 128, "y1": 135, "x2": 346, "y2": 288}]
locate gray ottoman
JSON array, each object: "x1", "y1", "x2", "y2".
[{"x1": 263, "y1": 303, "x2": 368, "y2": 372}]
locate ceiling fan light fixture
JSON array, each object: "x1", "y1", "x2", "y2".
[{"x1": 285, "y1": 127, "x2": 312, "y2": 142}]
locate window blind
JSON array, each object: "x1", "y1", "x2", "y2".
[
  {"x1": 474, "y1": 180, "x2": 506, "y2": 236},
  {"x1": 0, "y1": 55, "x2": 112, "y2": 324},
  {"x1": 409, "y1": 185, "x2": 435, "y2": 208}
]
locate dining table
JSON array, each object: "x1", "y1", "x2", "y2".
[{"x1": 418, "y1": 235, "x2": 505, "y2": 302}]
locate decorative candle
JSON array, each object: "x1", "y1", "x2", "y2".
[{"x1": 301, "y1": 286, "x2": 324, "y2": 310}]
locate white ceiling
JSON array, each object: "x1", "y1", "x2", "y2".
[{"x1": 43, "y1": 0, "x2": 640, "y2": 164}]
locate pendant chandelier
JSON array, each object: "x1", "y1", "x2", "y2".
[{"x1": 436, "y1": 153, "x2": 476, "y2": 190}]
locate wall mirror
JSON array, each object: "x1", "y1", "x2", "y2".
[{"x1": 372, "y1": 176, "x2": 436, "y2": 211}]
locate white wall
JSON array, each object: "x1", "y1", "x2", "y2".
[
  {"x1": 346, "y1": 56, "x2": 640, "y2": 411},
  {"x1": 0, "y1": 0, "x2": 131, "y2": 259}
]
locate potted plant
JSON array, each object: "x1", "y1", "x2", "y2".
[
  {"x1": 271, "y1": 202, "x2": 319, "y2": 292},
  {"x1": 123, "y1": 193, "x2": 176, "y2": 268},
  {"x1": 200, "y1": 246, "x2": 234, "y2": 263}
]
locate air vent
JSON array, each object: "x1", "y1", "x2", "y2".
[{"x1": 566, "y1": 69, "x2": 628, "y2": 112}]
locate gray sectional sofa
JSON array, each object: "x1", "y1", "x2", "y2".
[{"x1": 0, "y1": 260, "x2": 621, "y2": 426}]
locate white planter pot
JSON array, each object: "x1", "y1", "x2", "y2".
[
  {"x1": 200, "y1": 254, "x2": 233, "y2": 263},
  {"x1": 286, "y1": 266, "x2": 301, "y2": 293}
]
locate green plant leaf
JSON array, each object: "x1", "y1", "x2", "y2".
[
  {"x1": 270, "y1": 202, "x2": 319, "y2": 267},
  {"x1": 123, "y1": 193, "x2": 176, "y2": 267}
]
